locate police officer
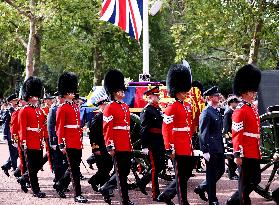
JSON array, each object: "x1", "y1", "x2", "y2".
[
  {"x1": 194, "y1": 86, "x2": 225, "y2": 205},
  {"x1": 223, "y1": 95, "x2": 239, "y2": 180},
  {"x1": 47, "y1": 92, "x2": 69, "y2": 198},
  {"x1": 136, "y1": 86, "x2": 166, "y2": 201},
  {"x1": 227, "y1": 64, "x2": 262, "y2": 205},
  {"x1": 101, "y1": 69, "x2": 134, "y2": 205},
  {"x1": 18, "y1": 76, "x2": 46, "y2": 198},
  {"x1": 1, "y1": 94, "x2": 19, "y2": 176},
  {"x1": 157, "y1": 64, "x2": 194, "y2": 205},
  {"x1": 55, "y1": 72, "x2": 87, "y2": 203},
  {"x1": 88, "y1": 97, "x2": 113, "y2": 191}
]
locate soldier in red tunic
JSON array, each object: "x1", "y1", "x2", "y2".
[
  {"x1": 101, "y1": 69, "x2": 134, "y2": 205},
  {"x1": 157, "y1": 64, "x2": 194, "y2": 205},
  {"x1": 10, "y1": 95, "x2": 27, "y2": 179},
  {"x1": 55, "y1": 72, "x2": 87, "y2": 203},
  {"x1": 226, "y1": 64, "x2": 262, "y2": 205},
  {"x1": 17, "y1": 76, "x2": 46, "y2": 198},
  {"x1": 40, "y1": 93, "x2": 55, "y2": 171}
]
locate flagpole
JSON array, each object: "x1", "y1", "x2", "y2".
[{"x1": 140, "y1": 0, "x2": 150, "y2": 82}]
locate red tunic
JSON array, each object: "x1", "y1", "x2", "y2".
[
  {"x1": 103, "y1": 101, "x2": 132, "y2": 152},
  {"x1": 56, "y1": 101, "x2": 83, "y2": 149},
  {"x1": 232, "y1": 102, "x2": 261, "y2": 159},
  {"x1": 10, "y1": 108, "x2": 20, "y2": 139},
  {"x1": 18, "y1": 105, "x2": 45, "y2": 150},
  {"x1": 162, "y1": 100, "x2": 193, "y2": 156},
  {"x1": 41, "y1": 107, "x2": 50, "y2": 139}
]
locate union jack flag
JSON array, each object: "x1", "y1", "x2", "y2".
[{"x1": 100, "y1": 0, "x2": 143, "y2": 41}]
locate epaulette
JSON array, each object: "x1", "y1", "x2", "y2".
[
  {"x1": 168, "y1": 101, "x2": 175, "y2": 105},
  {"x1": 58, "y1": 103, "x2": 66, "y2": 107},
  {"x1": 236, "y1": 102, "x2": 244, "y2": 109}
]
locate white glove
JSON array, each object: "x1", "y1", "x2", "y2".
[
  {"x1": 51, "y1": 145, "x2": 57, "y2": 150},
  {"x1": 22, "y1": 141, "x2": 27, "y2": 150},
  {"x1": 193, "y1": 150, "x2": 203, "y2": 156},
  {"x1": 203, "y1": 153, "x2": 210, "y2": 161},
  {"x1": 141, "y1": 148, "x2": 149, "y2": 155},
  {"x1": 13, "y1": 143, "x2": 18, "y2": 148}
]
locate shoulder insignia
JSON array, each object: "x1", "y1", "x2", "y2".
[
  {"x1": 103, "y1": 115, "x2": 113, "y2": 123},
  {"x1": 232, "y1": 121, "x2": 244, "y2": 132},
  {"x1": 236, "y1": 102, "x2": 244, "y2": 109},
  {"x1": 163, "y1": 114, "x2": 174, "y2": 124}
]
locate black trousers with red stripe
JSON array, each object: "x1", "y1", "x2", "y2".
[
  {"x1": 137, "y1": 147, "x2": 165, "y2": 199},
  {"x1": 174, "y1": 155, "x2": 195, "y2": 205},
  {"x1": 160, "y1": 155, "x2": 194, "y2": 205},
  {"x1": 57, "y1": 148, "x2": 82, "y2": 196},
  {"x1": 25, "y1": 149, "x2": 43, "y2": 194},
  {"x1": 228, "y1": 158, "x2": 261, "y2": 205},
  {"x1": 114, "y1": 151, "x2": 132, "y2": 205}
]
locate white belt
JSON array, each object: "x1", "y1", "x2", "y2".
[
  {"x1": 27, "y1": 127, "x2": 41, "y2": 132},
  {"x1": 243, "y1": 132, "x2": 260, "y2": 138},
  {"x1": 64, "y1": 125, "x2": 80, "y2": 128},
  {"x1": 113, "y1": 126, "x2": 130, "y2": 130},
  {"x1": 173, "y1": 127, "x2": 190, "y2": 132}
]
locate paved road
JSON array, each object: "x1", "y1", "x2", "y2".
[{"x1": 0, "y1": 143, "x2": 277, "y2": 205}]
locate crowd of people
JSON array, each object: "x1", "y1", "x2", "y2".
[{"x1": 0, "y1": 63, "x2": 278, "y2": 205}]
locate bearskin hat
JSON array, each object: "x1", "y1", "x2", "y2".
[
  {"x1": 58, "y1": 72, "x2": 78, "y2": 96},
  {"x1": 22, "y1": 76, "x2": 44, "y2": 101},
  {"x1": 104, "y1": 69, "x2": 125, "y2": 97},
  {"x1": 166, "y1": 64, "x2": 192, "y2": 98},
  {"x1": 233, "y1": 64, "x2": 261, "y2": 96}
]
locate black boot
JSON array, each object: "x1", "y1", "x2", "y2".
[
  {"x1": 53, "y1": 182, "x2": 66, "y2": 198},
  {"x1": 194, "y1": 186, "x2": 208, "y2": 202},
  {"x1": 157, "y1": 194, "x2": 175, "y2": 205},
  {"x1": 17, "y1": 177, "x2": 28, "y2": 193},
  {"x1": 33, "y1": 192, "x2": 46, "y2": 198},
  {"x1": 136, "y1": 182, "x2": 148, "y2": 195},
  {"x1": 88, "y1": 178, "x2": 99, "y2": 192},
  {"x1": 100, "y1": 190, "x2": 112, "y2": 205},
  {"x1": 74, "y1": 195, "x2": 88, "y2": 203},
  {"x1": 124, "y1": 200, "x2": 136, "y2": 205},
  {"x1": 1, "y1": 165, "x2": 10, "y2": 177}
]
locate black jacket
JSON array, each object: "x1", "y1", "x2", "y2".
[
  {"x1": 140, "y1": 104, "x2": 164, "y2": 150},
  {"x1": 89, "y1": 112, "x2": 107, "y2": 154},
  {"x1": 223, "y1": 108, "x2": 233, "y2": 134}
]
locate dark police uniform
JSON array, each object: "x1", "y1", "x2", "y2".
[
  {"x1": 47, "y1": 103, "x2": 68, "y2": 185},
  {"x1": 88, "y1": 111, "x2": 113, "y2": 190},
  {"x1": 137, "y1": 102, "x2": 165, "y2": 200},
  {"x1": 1, "y1": 105, "x2": 18, "y2": 174},
  {"x1": 196, "y1": 88, "x2": 225, "y2": 205}
]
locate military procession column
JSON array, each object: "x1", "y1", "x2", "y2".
[{"x1": 1, "y1": 63, "x2": 278, "y2": 205}]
